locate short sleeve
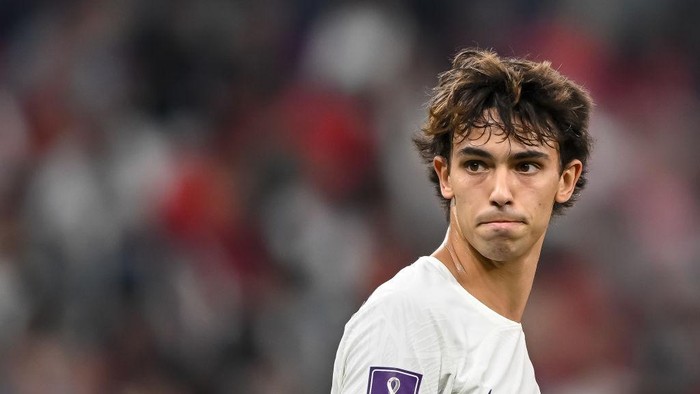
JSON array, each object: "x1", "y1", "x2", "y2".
[{"x1": 331, "y1": 292, "x2": 446, "y2": 393}]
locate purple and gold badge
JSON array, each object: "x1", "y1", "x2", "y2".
[{"x1": 367, "y1": 366, "x2": 422, "y2": 394}]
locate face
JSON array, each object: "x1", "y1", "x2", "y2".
[{"x1": 433, "y1": 126, "x2": 582, "y2": 263}]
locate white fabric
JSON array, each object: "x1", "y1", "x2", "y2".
[{"x1": 331, "y1": 256, "x2": 540, "y2": 393}]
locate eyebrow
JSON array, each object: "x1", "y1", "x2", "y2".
[
  {"x1": 456, "y1": 147, "x2": 549, "y2": 161},
  {"x1": 511, "y1": 150, "x2": 549, "y2": 161}
]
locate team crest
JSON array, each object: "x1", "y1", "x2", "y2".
[{"x1": 367, "y1": 366, "x2": 422, "y2": 394}]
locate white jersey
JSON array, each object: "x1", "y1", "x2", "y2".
[{"x1": 331, "y1": 256, "x2": 540, "y2": 394}]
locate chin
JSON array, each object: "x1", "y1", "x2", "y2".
[
  {"x1": 483, "y1": 250, "x2": 518, "y2": 263},
  {"x1": 476, "y1": 241, "x2": 523, "y2": 263}
]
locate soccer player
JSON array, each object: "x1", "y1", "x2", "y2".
[{"x1": 330, "y1": 48, "x2": 593, "y2": 393}]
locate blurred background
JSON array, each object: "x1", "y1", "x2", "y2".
[{"x1": 0, "y1": 0, "x2": 699, "y2": 392}]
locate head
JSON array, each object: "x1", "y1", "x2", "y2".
[{"x1": 415, "y1": 48, "x2": 593, "y2": 219}]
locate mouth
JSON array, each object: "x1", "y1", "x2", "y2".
[
  {"x1": 480, "y1": 220, "x2": 524, "y2": 226},
  {"x1": 478, "y1": 217, "x2": 526, "y2": 225},
  {"x1": 481, "y1": 219, "x2": 523, "y2": 224},
  {"x1": 479, "y1": 221, "x2": 525, "y2": 232},
  {"x1": 477, "y1": 215, "x2": 527, "y2": 228}
]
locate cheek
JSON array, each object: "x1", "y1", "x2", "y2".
[
  {"x1": 524, "y1": 179, "x2": 559, "y2": 214},
  {"x1": 456, "y1": 186, "x2": 482, "y2": 213},
  {"x1": 534, "y1": 174, "x2": 561, "y2": 199}
]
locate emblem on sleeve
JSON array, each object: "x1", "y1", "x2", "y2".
[{"x1": 367, "y1": 366, "x2": 422, "y2": 394}]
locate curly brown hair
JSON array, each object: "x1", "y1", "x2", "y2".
[{"x1": 414, "y1": 48, "x2": 593, "y2": 217}]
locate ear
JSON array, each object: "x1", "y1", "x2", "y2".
[
  {"x1": 433, "y1": 156, "x2": 454, "y2": 200},
  {"x1": 555, "y1": 159, "x2": 583, "y2": 203}
]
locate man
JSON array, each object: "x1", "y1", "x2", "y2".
[{"x1": 331, "y1": 48, "x2": 593, "y2": 393}]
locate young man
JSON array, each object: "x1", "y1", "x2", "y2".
[{"x1": 330, "y1": 48, "x2": 593, "y2": 393}]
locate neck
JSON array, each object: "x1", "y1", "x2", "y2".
[{"x1": 432, "y1": 225, "x2": 543, "y2": 322}]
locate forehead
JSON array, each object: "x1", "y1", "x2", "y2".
[
  {"x1": 453, "y1": 125, "x2": 559, "y2": 156},
  {"x1": 452, "y1": 107, "x2": 559, "y2": 153}
]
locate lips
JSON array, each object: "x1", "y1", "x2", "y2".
[
  {"x1": 479, "y1": 220, "x2": 525, "y2": 234},
  {"x1": 477, "y1": 213, "x2": 527, "y2": 226}
]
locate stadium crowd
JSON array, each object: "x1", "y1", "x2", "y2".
[{"x1": 0, "y1": 0, "x2": 699, "y2": 392}]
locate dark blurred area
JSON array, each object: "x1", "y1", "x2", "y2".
[{"x1": 0, "y1": 0, "x2": 699, "y2": 393}]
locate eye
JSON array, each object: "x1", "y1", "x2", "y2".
[
  {"x1": 464, "y1": 160, "x2": 487, "y2": 173},
  {"x1": 516, "y1": 162, "x2": 540, "y2": 173}
]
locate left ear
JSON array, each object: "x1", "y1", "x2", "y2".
[{"x1": 555, "y1": 159, "x2": 583, "y2": 203}]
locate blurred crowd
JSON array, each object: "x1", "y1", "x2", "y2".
[{"x1": 0, "y1": 0, "x2": 699, "y2": 392}]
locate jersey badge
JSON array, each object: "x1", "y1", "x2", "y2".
[{"x1": 367, "y1": 366, "x2": 422, "y2": 394}]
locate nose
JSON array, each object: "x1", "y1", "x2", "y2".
[{"x1": 489, "y1": 167, "x2": 513, "y2": 207}]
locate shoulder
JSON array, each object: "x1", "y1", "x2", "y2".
[
  {"x1": 344, "y1": 255, "x2": 517, "y2": 347},
  {"x1": 332, "y1": 257, "x2": 463, "y2": 393},
  {"x1": 343, "y1": 257, "x2": 457, "y2": 341},
  {"x1": 360, "y1": 257, "x2": 447, "y2": 316}
]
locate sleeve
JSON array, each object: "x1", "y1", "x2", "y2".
[{"x1": 331, "y1": 293, "x2": 446, "y2": 394}]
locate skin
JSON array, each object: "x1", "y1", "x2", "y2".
[{"x1": 431, "y1": 123, "x2": 582, "y2": 322}]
